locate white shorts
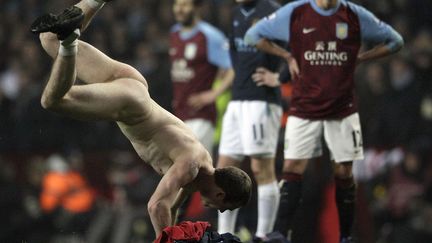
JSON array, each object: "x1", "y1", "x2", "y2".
[
  {"x1": 284, "y1": 113, "x2": 364, "y2": 163},
  {"x1": 185, "y1": 118, "x2": 215, "y2": 155},
  {"x1": 219, "y1": 101, "x2": 282, "y2": 160}
]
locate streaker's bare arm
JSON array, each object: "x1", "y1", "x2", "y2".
[
  {"x1": 170, "y1": 188, "x2": 191, "y2": 225},
  {"x1": 148, "y1": 160, "x2": 199, "y2": 238}
]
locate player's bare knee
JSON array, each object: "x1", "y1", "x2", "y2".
[
  {"x1": 251, "y1": 165, "x2": 264, "y2": 180},
  {"x1": 251, "y1": 158, "x2": 275, "y2": 183},
  {"x1": 251, "y1": 168, "x2": 265, "y2": 183},
  {"x1": 334, "y1": 161, "x2": 353, "y2": 179},
  {"x1": 283, "y1": 159, "x2": 307, "y2": 174},
  {"x1": 217, "y1": 155, "x2": 242, "y2": 168},
  {"x1": 253, "y1": 170, "x2": 276, "y2": 184}
]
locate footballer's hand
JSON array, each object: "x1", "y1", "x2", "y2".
[
  {"x1": 286, "y1": 56, "x2": 300, "y2": 80},
  {"x1": 252, "y1": 67, "x2": 280, "y2": 87},
  {"x1": 187, "y1": 90, "x2": 217, "y2": 111}
]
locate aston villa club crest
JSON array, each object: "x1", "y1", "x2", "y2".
[
  {"x1": 184, "y1": 43, "x2": 197, "y2": 60},
  {"x1": 336, "y1": 22, "x2": 348, "y2": 40}
]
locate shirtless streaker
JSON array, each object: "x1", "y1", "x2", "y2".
[{"x1": 30, "y1": 0, "x2": 252, "y2": 238}]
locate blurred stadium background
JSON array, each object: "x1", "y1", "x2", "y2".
[{"x1": 0, "y1": 0, "x2": 431, "y2": 242}]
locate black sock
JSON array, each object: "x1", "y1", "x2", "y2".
[
  {"x1": 274, "y1": 172, "x2": 303, "y2": 237},
  {"x1": 336, "y1": 177, "x2": 355, "y2": 238}
]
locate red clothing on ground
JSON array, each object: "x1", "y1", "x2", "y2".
[{"x1": 154, "y1": 221, "x2": 210, "y2": 243}]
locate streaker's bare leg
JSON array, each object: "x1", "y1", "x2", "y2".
[
  {"x1": 75, "y1": 0, "x2": 104, "y2": 32},
  {"x1": 39, "y1": 0, "x2": 144, "y2": 85},
  {"x1": 41, "y1": 37, "x2": 145, "y2": 85},
  {"x1": 41, "y1": 0, "x2": 103, "y2": 58},
  {"x1": 41, "y1": 38, "x2": 150, "y2": 123},
  {"x1": 36, "y1": 1, "x2": 150, "y2": 123}
]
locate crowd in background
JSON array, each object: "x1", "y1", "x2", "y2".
[{"x1": 0, "y1": 0, "x2": 431, "y2": 242}]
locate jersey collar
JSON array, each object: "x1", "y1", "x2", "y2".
[
  {"x1": 240, "y1": 7, "x2": 256, "y2": 18},
  {"x1": 310, "y1": 0, "x2": 341, "y2": 16},
  {"x1": 179, "y1": 21, "x2": 202, "y2": 40}
]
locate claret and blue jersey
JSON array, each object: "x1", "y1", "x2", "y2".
[
  {"x1": 170, "y1": 21, "x2": 232, "y2": 123},
  {"x1": 245, "y1": 0, "x2": 403, "y2": 119}
]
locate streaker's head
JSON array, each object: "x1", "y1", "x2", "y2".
[
  {"x1": 200, "y1": 166, "x2": 252, "y2": 212},
  {"x1": 173, "y1": 0, "x2": 202, "y2": 27}
]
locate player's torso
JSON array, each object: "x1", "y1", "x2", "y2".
[
  {"x1": 117, "y1": 101, "x2": 211, "y2": 175},
  {"x1": 169, "y1": 27, "x2": 217, "y2": 121},
  {"x1": 289, "y1": 2, "x2": 361, "y2": 118},
  {"x1": 231, "y1": 0, "x2": 282, "y2": 104}
]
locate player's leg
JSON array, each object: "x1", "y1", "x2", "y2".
[
  {"x1": 240, "y1": 101, "x2": 282, "y2": 240},
  {"x1": 250, "y1": 157, "x2": 279, "y2": 241},
  {"x1": 334, "y1": 161, "x2": 355, "y2": 242},
  {"x1": 324, "y1": 113, "x2": 364, "y2": 241},
  {"x1": 274, "y1": 116, "x2": 323, "y2": 238},
  {"x1": 274, "y1": 158, "x2": 306, "y2": 238},
  {"x1": 217, "y1": 101, "x2": 244, "y2": 234}
]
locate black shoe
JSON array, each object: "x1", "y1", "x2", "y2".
[
  {"x1": 252, "y1": 233, "x2": 291, "y2": 243},
  {"x1": 252, "y1": 236, "x2": 264, "y2": 243},
  {"x1": 30, "y1": 6, "x2": 84, "y2": 40}
]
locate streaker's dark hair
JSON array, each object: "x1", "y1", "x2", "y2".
[{"x1": 214, "y1": 166, "x2": 252, "y2": 207}]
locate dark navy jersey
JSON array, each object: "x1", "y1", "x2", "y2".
[{"x1": 230, "y1": 0, "x2": 283, "y2": 104}]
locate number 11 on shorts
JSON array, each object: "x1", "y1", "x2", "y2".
[{"x1": 352, "y1": 130, "x2": 362, "y2": 148}]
